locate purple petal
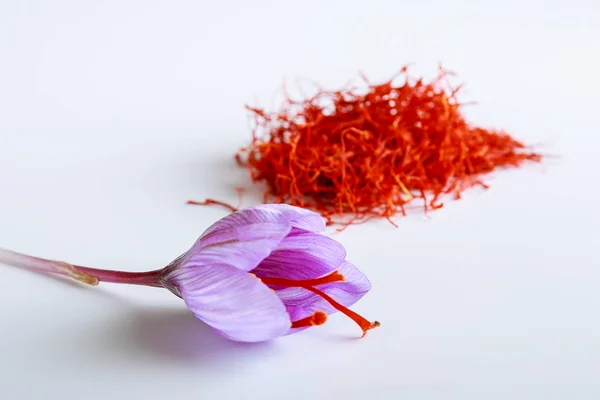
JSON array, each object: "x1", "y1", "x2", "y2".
[
  {"x1": 252, "y1": 230, "x2": 346, "y2": 280},
  {"x1": 275, "y1": 260, "x2": 372, "y2": 324},
  {"x1": 257, "y1": 204, "x2": 326, "y2": 232},
  {"x1": 186, "y1": 222, "x2": 292, "y2": 272},
  {"x1": 169, "y1": 263, "x2": 291, "y2": 342},
  {"x1": 200, "y1": 204, "x2": 325, "y2": 239}
]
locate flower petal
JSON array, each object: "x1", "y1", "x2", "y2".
[
  {"x1": 252, "y1": 230, "x2": 346, "y2": 280},
  {"x1": 170, "y1": 263, "x2": 291, "y2": 342},
  {"x1": 275, "y1": 260, "x2": 372, "y2": 324},
  {"x1": 200, "y1": 204, "x2": 326, "y2": 239},
  {"x1": 187, "y1": 222, "x2": 292, "y2": 272},
  {"x1": 257, "y1": 204, "x2": 326, "y2": 232}
]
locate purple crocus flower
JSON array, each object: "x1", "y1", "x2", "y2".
[{"x1": 0, "y1": 204, "x2": 379, "y2": 342}]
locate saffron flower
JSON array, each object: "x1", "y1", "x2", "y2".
[{"x1": 0, "y1": 204, "x2": 378, "y2": 342}]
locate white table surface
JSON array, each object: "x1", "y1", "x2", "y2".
[{"x1": 1, "y1": 1, "x2": 599, "y2": 399}]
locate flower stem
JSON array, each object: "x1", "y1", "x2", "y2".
[
  {"x1": 76, "y1": 265, "x2": 163, "y2": 287},
  {"x1": 0, "y1": 247, "x2": 163, "y2": 288}
]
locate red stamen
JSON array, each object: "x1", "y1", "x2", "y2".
[
  {"x1": 291, "y1": 311, "x2": 327, "y2": 329},
  {"x1": 261, "y1": 270, "x2": 345, "y2": 288},
  {"x1": 304, "y1": 286, "x2": 380, "y2": 337}
]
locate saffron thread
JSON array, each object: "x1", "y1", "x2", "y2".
[{"x1": 229, "y1": 66, "x2": 542, "y2": 225}]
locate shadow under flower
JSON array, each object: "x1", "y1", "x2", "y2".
[{"x1": 95, "y1": 305, "x2": 278, "y2": 367}]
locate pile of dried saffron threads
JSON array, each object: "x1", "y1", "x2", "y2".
[{"x1": 222, "y1": 67, "x2": 541, "y2": 226}]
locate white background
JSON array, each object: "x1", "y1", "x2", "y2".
[{"x1": 1, "y1": 1, "x2": 599, "y2": 399}]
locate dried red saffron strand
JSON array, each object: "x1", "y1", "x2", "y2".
[
  {"x1": 187, "y1": 199, "x2": 238, "y2": 213},
  {"x1": 234, "y1": 66, "x2": 542, "y2": 225}
]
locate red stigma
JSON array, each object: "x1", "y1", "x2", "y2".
[
  {"x1": 260, "y1": 270, "x2": 379, "y2": 337},
  {"x1": 261, "y1": 270, "x2": 345, "y2": 288},
  {"x1": 291, "y1": 311, "x2": 328, "y2": 329},
  {"x1": 305, "y1": 286, "x2": 380, "y2": 337}
]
